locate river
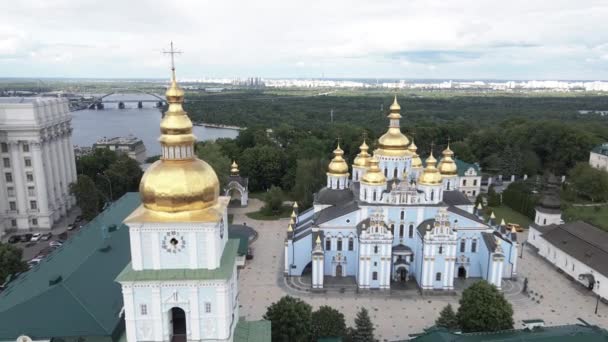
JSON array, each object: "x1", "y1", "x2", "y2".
[{"x1": 70, "y1": 94, "x2": 240, "y2": 156}]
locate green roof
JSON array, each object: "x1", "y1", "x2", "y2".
[
  {"x1": 411, "y1": 324, "x2": 608, "y2": 342},
  {"x1": 228, "y1": 228, "x2": 250, "y2": 256},
  {"x1": 234, "y1": 318, "x2": 271, "y2": 342},
  {"x1": 0, "y1": 193, "x2": 141, "y2": 340},
  {"x1": 116, "y1": 239, "x2": 239, "y2": 282},
  {"x1": 455, "y1": 158, "x2": 480, "y2": 176}
]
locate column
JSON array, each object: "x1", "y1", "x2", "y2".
[
  {"x1": 55, "y1": 129, "x2": 69, "y2": 204},
  {"x1": 61, "y1": 131, "x2": 76, "y2": 206},
  {"x1": 189, "y1": 231, "x2": 198, "y2": 269},
  {"x1": 122, "y1": 286, "x2": 138, "y2": 342},
  {"x1": 31, "y1": 142, "x2": 49, "y2": 219},
  {"x1": 152, "y1": 232, "x2": 161, "y2": 269},
  {"x1": 189, "y1": 288, "x2": 201, "y2": 340},
  {"x1": 216, "y1": 286, "x2": 228, "y2": 339},
  {"x1": 151, "y1": 287, "x2": 164, "y2": 341},
  {"x1": 9, "y1": 142, "x2": 28, "y2": 223},
  {"x1": 49, "y1": 132, "x2": 65, "y2": 215},
  {"x1": 42, "y1": 137, "x2": 57, "y2": 217}
]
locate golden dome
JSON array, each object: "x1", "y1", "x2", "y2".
[
  {"x1": 418, "y1": 151, "x2": 443, "y2": 186},
  {"x1": 376, "y1": 96, "x2": 410, "y2": 157},
  {"x1": 139, "y1": 63, "x2": 220, "y2": 213},
  {"x1": 361, "y1": 157, "x2": 386, "y2": 185},
  {"x1": 438, "y1": 143, "x2": 458, "y2": 176},
  {"x1": 353, "y1": 139, "x2": 371, "y2": 168},
  {"x1": 408, "y1": 139, "x2": 423, "y2": 168},
  {"x1": 327, "y1": 143, "x2": 349, "y2": 175},
  {"x1": 230, "y1": 160, "x2": 239, "y2": 176}
]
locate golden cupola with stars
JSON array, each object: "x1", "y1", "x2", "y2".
[
  {"x1": 408, "y1": 138, "x2": 423, "y2": 169},
  {"x1": 353, "y1": 139, "x2": 371, "y2": 168},
  {"x1": 136, "y1": 63, "x2": 220, "y2": 214},
  {"x1": 418, "y1": 150, "x2": 443, "y2": 186},
  {"x1": 437, "y1": 142, "x2": 458, "y2": 176},
  {"x1": 327, "y1": 143, "x2": 349, "y2": 176},
  {"x1": 376, "y1": 96, "x2": 410, "y2": 157}
]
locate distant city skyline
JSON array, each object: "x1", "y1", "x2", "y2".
[{"x1": 1, "y1": 0, "x2": 608, "y2": 79}]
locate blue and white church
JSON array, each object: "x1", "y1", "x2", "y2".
[{"x1": 285, "y1": 97, "x2": 518, "y2": 292}]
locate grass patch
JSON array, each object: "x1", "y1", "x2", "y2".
[
  {"x1": 563, "y1": 205, "x2": 608, "y2": 231},
  {"x1": 485, "y1": 205, "x2": 532, "y2": 227},
  {"x1": 246, "y1": 205, "x2": 292, "y2": 221}
]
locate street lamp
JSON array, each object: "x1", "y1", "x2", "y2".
[{"x1": 97, "y1": 173, "x2": 113, "y2": 202}]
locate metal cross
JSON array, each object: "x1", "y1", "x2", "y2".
[{"x1": 163, "y1": 41, "x2": 183, "y2": 78}]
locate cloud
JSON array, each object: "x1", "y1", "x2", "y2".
[{"x1": 388, "y1": 50, "x2": 483, "y2": 64}]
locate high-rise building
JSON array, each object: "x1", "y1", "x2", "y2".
[{"x1": 0, "y1": 97, "x2": 77, "y2": 234}]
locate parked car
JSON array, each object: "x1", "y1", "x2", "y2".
[
  {"x1": 49, "y1": 240, "x2": 63, "y2": 248},
  {"x1": 7, "y1": 235, "x2": 20, "y2": 244},
  {"x1": 20, "y1": 234, "x2": 33, "y2": 242},
  {"x1": 67, "y1": 223, "x2": 75, "y2": 231},
  {"x1": 40, "y1": 233, "x2": 52, "y2": 241},
  {"x1": 31, "y1": 233, "x2": 42, "y2": 242},
  {"x1": 75, "y1": 215, "x2": 83, "y2": 223},
  {"x1": 58, "y1": 232, "x2": 68, "y2": 240}
]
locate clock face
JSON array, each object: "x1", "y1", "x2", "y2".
[
  {"x1": 162, "y1": 231, "x2": 186, "y2": 253},
  {"x1": 220, "y1": 219, "x2": 225, "y2": 239}
]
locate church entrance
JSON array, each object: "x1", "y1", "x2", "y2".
[
  {"x1": 170, "y1": 307, "x2": 187, "y2": 342},
  {"x1": 399, "y1": 268, "x2": 408, "y2": 282},
  {"x1": 458, "y1": 266, "x2": 467, "y2": 278},
  {"x1": 336, "y1": 264, "x2": 343, "y2": 277}
]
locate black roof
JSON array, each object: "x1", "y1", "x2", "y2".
[
  {"x1": 481, "y1": 232, "x2": 497, "y2": 251},
  {"x1": 315, "y1": 187, "x2": 354, "y2": 205},
  {"x1": 531, "y1": 223, "x2": 560, "y2": 234},
  {"x1": 541, "y1": 221, "x2": 608, "y2": 277},
  {"x1": 417, "y1": 219, "x2": 435, "y2": 237},
  {"x1": 315, "y1": 201, "x2": 359, "y2": 225},
  {"x1": 443, "y1": 191, "x2": 472, "y2": 206},
  {"x1": 393, "y1": 244, "x2": 413, "y2": 253},
  {"x1": 447, "y1": 206, "x2": 486, "y2": 225}
]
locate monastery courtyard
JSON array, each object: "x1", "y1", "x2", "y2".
[{"x1": 232, "y1": 199, "x2": 608, "y2": 341}]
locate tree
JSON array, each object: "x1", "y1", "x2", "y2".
[
  {"x1": 0, "y1": 243, "x2": 27, "y2": 282},
  {"x1": 240, "y1": 145, "x2": 286, "y2": 191},
  {"x1": 456, "y1": 280, "x2": 514, "y2": 332},
  {"x1": 435, "y1": 304, "x2": 459, "y2": 330},
  {"x1": 263, "y1": 296, "x2": 311, "y2": 342},
  {"x1": 311, "y1": 306, "x2": 347, "y2": 340},
  {"x1": 291, "y1": 158, "x2": 328, "y2": 209},
  {"x1": 196, "y1": 141, "x2": 231, "y2": 186},
  {"x1": 70, "y1": 174, "x2": 101, "y2": 220},
  {"x1": 487, "y1": 186, "x2": 501, "y2": 207},
  {"x1": 76, "y1": 148, "x2": 117, "y2": 179},
  {"x1": 568, "y1": 163, "x2": 608, "y2": 202},
  {"x1": 352, "y1": 307, "x2": 375, "y2": 342},
  {"x1": 262, "y1": 186, "x2": 284, "y2": 215},
  {"x1": 103, "y1": 154, "x2": 143, "y2": 200}
]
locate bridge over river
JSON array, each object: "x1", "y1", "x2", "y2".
[{"x1": 85, "y1": 90, "x2": 166, "y2": 110}]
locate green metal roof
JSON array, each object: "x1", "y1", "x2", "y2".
[
  {"x1": 228, "y1": 229, "x2": 250, "y2": 256},
  {"x1": 0, "y1": 193, "x2": 141, "y2": 340},
  {"x1": 455, "y1": 159, "x2": 480, "y2": 177},
  {"x1": 115, "y1": 239, "x2": 239, "y2": 282},
  {"x1": 410, "y1": 324, "x2": 608, "y2": 342},
  {"x1": 234, "y1": 318, "x2": 271, "y2": 342}
]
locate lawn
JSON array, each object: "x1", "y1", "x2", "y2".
[
  {"x1": 563, "y1": 205, "x2": 608, "y2": 231},
  {"x1": 485, "y1": 205, "x2": 532, "y2": 227},
  {"x1": 245, "y1": 205, "x2": 292, "y2": 221}
]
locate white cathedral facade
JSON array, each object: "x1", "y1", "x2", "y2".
[{"x1": 285, "y1": 97, "x2": 518, "y2": 291}]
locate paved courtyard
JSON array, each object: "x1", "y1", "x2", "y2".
[{"x1": 232, "y1": 200, "x2": 608, "y2": 341}]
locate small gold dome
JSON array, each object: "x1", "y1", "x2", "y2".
[
  {"x1": 361, "y1": 157, "x2": 386, "y2": 185},
  {"x1": 327, "y1": 143, "x2": 349, "y2": 175},
  {"x1": 418, "y1": 151, "x2": 443, "y2": 185},
  {"x1": 139, "y1": 62, "x2": 220, "y2": 213},
  {"x1": 230, "y1": 160, "x2": 239, "y2": 176},
  {"x1": 408, "y1": 139, "x2": 423, "y2": 168},
  {"x1": 376, "y1": 96, "x2": 410, "y2": 157},
  {"x1": 353, "y1": 139, "x2": 371, "y2": 167},
  {"x1": 438, "y1": 143, "x2": 458, "y2": 176}
]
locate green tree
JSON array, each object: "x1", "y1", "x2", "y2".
[
  {"x1": 0, "y1": 243, "x2": 28, "y2": 282},
  {"x1": 103, "y1": 155, "x2": 143, "y2": 200},
  {"x1": 262, "y1": 186, "x2": 284, "y2": 215},
  {"x1": 487, "y1": 186, "x2": 501, "y2": 207},
  {"x1": 76, "y1": 148, "x2": 118, "y2": 179},
  {"x1": 456, "y1": 280, "x2": 514, "y2": 332},
  {"x1": 240, "y1": 145, "x2": 286, "y2": 191},
  {"x1": 352, "y1": 307, "x2": 375, "y2": 342},
  {"x1": 145, "y1": 155, "x2": 161, "y2": 163},
  {"x1": 196, "y1": 141, "x2": 231, "y2": 186},
  {"x1": 263, "y1": 296, "x2": 311, "y2": 342},
  {"x1": 568, "y1": 163, "x2": 608, "y2": 202},
  {"x1": 435, "y1": 304, "x2": 459, "y2": 331},
  {"x1": 311, "y1": 306, "x2": 347, "y2": 340},
  {"x1": 291, "y1": 158, "x2": 328, "y2": 209},
  {"x1": 70, "y1": 174, "x2": 101, "y2": 220}
]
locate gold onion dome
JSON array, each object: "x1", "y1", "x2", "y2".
[
  {"x1": 353, "y1": 139, "x2": 371, "y2": 167},
  {"x1": 376, "y1": 96, "x2": 410, "y2": 157},
  {"x1": 139, "y1": 65, "x2": 220, "y2": 213},
  {"x1": 361, "y1": 157, "x2": 386, "y2": 185},
  {"x1": 418, "y1": 150, "x2": 443, "y2": 185},
  {"x1": 230, "y1": 160, "x2": 239, "y2": 175},
  {"x1": 438, "y1": 143, "x2": 458, "y2": 176},
  {"x1": 408, "y1": 139, "x2": 423, "y2": 168},
  {"x1": 327, "y1": 143, "x2": 349, "y2": 175}
]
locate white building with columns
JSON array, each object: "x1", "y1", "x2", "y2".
[{"x1": 0, "y1": 97, "x2": 77, "y2": 234}]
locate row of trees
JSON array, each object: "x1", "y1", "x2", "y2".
[{"x1": 264, "y1": 296, "x2": 375, "y2": 342}]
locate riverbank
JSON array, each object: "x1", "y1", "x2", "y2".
[{"x1": 194, "y1": 122, "x2": 245, "y2": 131}]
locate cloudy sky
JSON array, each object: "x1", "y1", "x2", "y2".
[{"x1": 1, "y1": 0, "x2": 608, "y2": 79}]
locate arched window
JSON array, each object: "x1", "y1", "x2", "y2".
[
  {"x1": 400, "y1": 211, "x2": 405, "y2": 220},
  {"x1": 399, "y1": 224, "x2": 404, "y2": 237},
  {"x1": 390, "y1": 224, "x2": 394, "y2": 235},
  {"x1": 460, "y1": 239, "x2": 466, "y2": 253},
  {"x1": 447, "y1": 181, "x2": 451, "y2": 190},
  {"x1": 363, "y1": 189, "x2": 367, "y2": 200},
  {"x1": 337, "y1": 238, "x2": 343, "y2": 251},
  {"x1": 325, "y1": 239, "x2": 331, "y2": 251},
  {"x1": 374, "y1": 245, "x2": 379, "y2": 254},
  {"x1": 373, "y1": 192, "x2": 376, "y2": 201},
  {"x1": 436, "y1": 272, "x2": 442, "y2": 281},
  {"x1": 430, "y1": 191, "x2": 434, "y2": 201},
  {"x1": 394, "y1": 168, "x2": 398, "y2": 179},
  {"x1": 384, "y1": 169, "x2": 388, "y2": 177},
  {"x1": 372, "y1": 272, "x2": 378, "y2": 280},
  {"x1": 438, "y1": 246, "x2": 443, "y2": 254},
  {"x1": 409, "y1": 224, "x2": 413, "y2": 238},
  {"x1": 471, "y1": 239, "x2": 477, "y2": 253},
  {"x1": 463, "y1": 179, "x2": 467, "y2": 186},
  {"x1": 543, "y1": 218, "x2": 547, "y2": 225},
  {"x1": 348, "y1": 237, "x2": 354, "y2": 251}
]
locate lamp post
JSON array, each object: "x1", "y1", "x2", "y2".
[{"x1": 97, "y1": 172, "x2": 113, "y2": 202}]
